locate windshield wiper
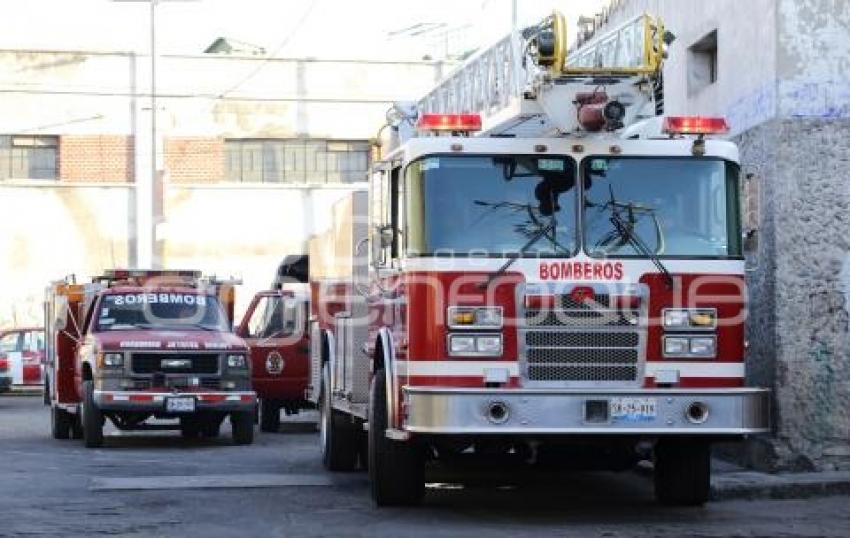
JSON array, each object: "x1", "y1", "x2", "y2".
[{"x1": 600, "y1": 187, "x2": 674, "y2": 289}]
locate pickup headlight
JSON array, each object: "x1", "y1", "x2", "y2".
[
  {"x1": 98, "y1": 352, "x2": 124, "y2": 368},
  {"x1": 226, "y1": 354, "x2": 247, "y2": 368},
  {"x1": 448, "y1": 306, "x2": 503, "y2": 329},
  {"x1": 448, "y1": 334, "x2": 503, "y2": 357},
  {"x1": 663, "y1": 336, "x2": 716, "y2": 358},
  {"x1": 662, "y1": 308, "x2": 717, "y2": 330}
]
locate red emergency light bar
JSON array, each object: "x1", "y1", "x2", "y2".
[
  {"x1": 417, "y1": 113, "x2": 482, "y2": 133},
  {"x1": 662, "y1": 116, "x2": 730, "y2": 136}
]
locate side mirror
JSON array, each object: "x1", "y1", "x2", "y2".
[
  {"x1": 379, "y1": 225, "x2": 394, "y2": 249},
  {"x1": 742, "y1": 172, "x2": 760, "y2": 254}
]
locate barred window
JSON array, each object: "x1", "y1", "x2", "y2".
[
  {"x1": 225, "y1": 139, "x2": 370, "y2": 184},
  {"x1": 0, "y1": 135, "x2": 58, "y2": 180}
]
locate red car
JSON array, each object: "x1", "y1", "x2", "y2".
[{"x1": 0, "y1": 327, "x2": 45, "y2": 391}]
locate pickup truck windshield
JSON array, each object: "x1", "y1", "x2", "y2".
[
  {"x1": 406, "y1": 155, "x2": 578, "y2": 256},
  {"x1": 583, "y1": 157, "x2": 742, "y2": 258},
  {"x1": 95, "y1": 293, "x2": 228, "y2": 332}
]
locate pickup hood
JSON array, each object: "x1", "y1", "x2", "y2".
[{"x1": 92, "y1": 330, "x2": 247, "y2": 353}]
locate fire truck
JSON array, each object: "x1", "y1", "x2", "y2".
[
  {"x1": 308, "y1": 12, "x2": 769, "y2": 506},
  {"x1": 44, "y1": 269, "x2": 256, "y2": 447}
]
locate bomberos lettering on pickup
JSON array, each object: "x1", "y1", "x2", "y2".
[{"x1": 112, "y1": 294, "x2": 207, "y2": 306}]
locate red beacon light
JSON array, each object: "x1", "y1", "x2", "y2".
[
  {"x1": 416, "y1": 113, "x2": 482, "y2": 134},
  {"x1": 662, "y1": 116, "x2": 730, "y2": 136}
]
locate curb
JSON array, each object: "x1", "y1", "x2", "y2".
[
  {"x1": 0, "y1": 388, "x2": 43, "y2": 397},
  {"x1": 711, "y1": 470, "x2": 850, "y2": 501}
]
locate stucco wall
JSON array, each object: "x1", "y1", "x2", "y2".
[{"x1": 0, "y1": 183, "x2": 133, "y2": 326}]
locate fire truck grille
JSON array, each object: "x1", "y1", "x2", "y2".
[
  {"x1": 522, "y1": 293, "x2": 644, "y2": 385},
  {"x1": 131, "y1": 353, "x2": 220, "y2": 375},
  {"x1": 524, "y1": 309, "x2": 640, "y2": 327}
]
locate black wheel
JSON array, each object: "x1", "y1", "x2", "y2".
[
  {"x1": 654, "y1": 439, "x2": 711, "y2": 506},
  {"x1": 81, "y1": 380, "x2": 104, "y2": 448},
  {"x1": 180, "y1": 417, "x2": 201, "y2": 438},
  {"x1": 368, "y1": 370, "x2": 425, "y2": 506},
  {"x1": 50, "y1": 404, "x2": 72, "y2": 440},
  {"x1": 71, "y1": 414, "x2": 83, "y2": 439},
  {"x1": 319, "y1": 364, "x2": 357, "y2": 471},
  {"x1": 231, "y1": 411, "x2": 254, "y2": 445},
  {"x1": 201, "y1": 415, "x2": 222, "y2": 438},
  {"x1": 260, "y1": 399, "x2": 280, "y2": 433}
]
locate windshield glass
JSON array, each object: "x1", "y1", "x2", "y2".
[
  {"x1": 583, "y1": 157, "x2": 741, "y2": 258},
  {"x1": 95, "y1": 293, "x2": 229, "y2": 332},
  {"x1": 406, "y1": 155, "x2": 578, "y2": 256}
]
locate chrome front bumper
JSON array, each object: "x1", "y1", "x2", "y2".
[
  {"x1": 402, "y1": 387, "x2": 769, "y2": 436},
  {"x1": 93, "y1": 390, "x2": 256, "y2": 413}
]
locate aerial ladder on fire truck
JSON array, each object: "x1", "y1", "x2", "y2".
[{"x1": 385, "y1": 12, "x2": 677, "y2": 142}]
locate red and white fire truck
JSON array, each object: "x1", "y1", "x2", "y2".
[
  {"x1": 307, "y1": 12, "x2": 769, "y2": 506},
  {"x1": 44, "y1": 270, "x2": 256, "y2": 447}
]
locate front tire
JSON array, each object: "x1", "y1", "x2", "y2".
[
  {"x1": 319, "y1": 364, "x2": 357, "y2": 471},
  {"x1": 368, "y1": 370, "x2": 425, "y2": 506},
  {"x1": 654, "y1": 439, "x2": 711, "y2": 506},
  {"x1": 260, "y1": 399, "x2": 280, "y2": 433},
  {"x1": 82, "y1": 380, "x2": 104, "y2": 448},
  {"x1": 50, "y1": 404, "x2": 72, "y2": 440},
  {"x1": 231, "y1": 411, "x2": 254, "y2": 445}
]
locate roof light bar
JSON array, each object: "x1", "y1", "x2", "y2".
[
  {"x1": 663, "y1": 116, "x2": 730, "y2": 136},
  {"x1": 416, "y1": 113, "x2": 482, "y2": 133}
]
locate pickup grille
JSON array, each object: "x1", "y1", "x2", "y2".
[
  {"x1": 521, "y1": 290, "x2": 644, "y2": 385},
  {"x1": 131, "y1": 353, "x2": 220, "y2": 375}
]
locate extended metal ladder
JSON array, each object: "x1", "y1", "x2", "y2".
[{"x1": 415, "y1": 12, "x2": 669, "y2": 137}]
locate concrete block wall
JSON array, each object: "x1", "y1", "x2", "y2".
[
  {"x1": 163, "y1": 137, "x2": 225, "y2": 184},
  {"x1": 59, "y1": 135, "x2": 134, "y2": 182}
]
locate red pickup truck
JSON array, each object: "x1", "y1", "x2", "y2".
[{"x1": 238, "y1": 256, "x2": 311, "y2": 432}]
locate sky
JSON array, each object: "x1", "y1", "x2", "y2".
[{"x1": 1, "y1": 0, "x2": 610, "y2": 60}]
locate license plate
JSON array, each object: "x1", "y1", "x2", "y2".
[
  {"x1": 165, "y1": 397, "x2": 196, "y2": 413},
  {"x1": 610, "y1": 397, "x2": 657, "y2": 422}
]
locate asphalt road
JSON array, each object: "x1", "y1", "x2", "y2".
[{"x1": 1, "y1": 395, "x2": 848, "y2": 538}]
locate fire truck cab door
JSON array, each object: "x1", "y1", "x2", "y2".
[{"x1": 238, "y1": 291, "x2": 307, "y2": 399}]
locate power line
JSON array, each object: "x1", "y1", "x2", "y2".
[{"x1": 215, "y1": 0, "x2": 321, "y2": 99}]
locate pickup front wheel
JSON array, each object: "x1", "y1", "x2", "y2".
[
  {"x1": 82, "y1": 380, "x2": 104, "y2": 448},
  {"x1": 231, "y1": 411, "x2": 254, "y2": 445}
]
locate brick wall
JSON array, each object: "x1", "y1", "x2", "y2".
[
  {"x1": 164, "y1": 137, "x2": 225, "y2": 184},
  {"x1": 59, "y1": 135, "x2": 134, "y2": 182}
]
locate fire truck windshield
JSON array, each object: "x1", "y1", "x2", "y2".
[
  {"x1": 406, "y1": 155, "x2": 578, "y2": 256},
  {"x1": 94, "y1": 293, "x2": 229, "y2": 332},
  {"x1": 583, "y1": 157, "x2": 742, "y2": 258}
]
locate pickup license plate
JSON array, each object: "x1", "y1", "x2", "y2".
[
  {"x1": 165, "y1": 397, "x2": 196, "y2": 413},
  {"x1": 610, "y1": 397, "x2": 657, "y2": 422}
]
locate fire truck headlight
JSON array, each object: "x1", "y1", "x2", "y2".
[
  {"x1": 98, "y1": 353, "x2": 124, "y2": 368},
  {"x1": 448, "y1": 336, "x2": 476, "y2": 355},
  {"x1": 663, "y1": 337, "x2": 689, "y2": 356},
  {"x1": 689, "y1": 337, "x2": 716, "y2": 357},
  {"x1": 449, "y1": 334, "x2": 502, "y2": 357},
  {"x1": 663, "y1": 309, "x2": 717, "y2": 330},
  {"x1": 476, "y1": 336, "x2": 503, "y2": 354},
  {"x1": 226, "y1": 354, "x2": 247, "y2": 369},
  {"x1": 448, "y1": 306, "x2": 503, "y2": 329}
]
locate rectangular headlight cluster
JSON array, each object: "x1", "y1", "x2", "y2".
[
  {"x1": 99, "y1": 352, "x2": 124, "y2": 368},
  {"x1": 663, "y1": 308, "x2": 717, "y2": 330},
  {"x1": 448, "y1": 306, "x2": 503, "y2": 329},
  {"x1": 663, "y1": 336, "x2": 716, "y2": 358},
  {"x1": 448, "y1": 334, "x2": 503, "y2": 357},
  {"x1": 226, "y1": 354, "x2": 248, "y2": 368}
]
